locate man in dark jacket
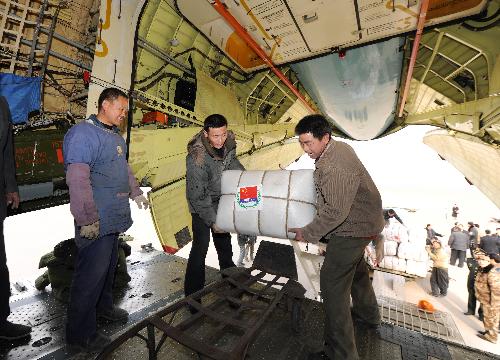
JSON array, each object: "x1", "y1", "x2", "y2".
[
  {"x1": 425, "y1": 224, "x2": 443, "y2": 245},
  {"x1": 479, "y1": 230, "x2": 500, "y2": 255},
  {"x1": 448, "y1": 224, "x2": 469, "y2": 267},
  {"x1": 0, "y1": 97, "x2": 31, "y2": 340},
  {"x1": 468, "y1": 222, "x2": 479, "y2": 250},
  {"x1": 184, "y1": 114, "x2": 243, "y2": 298}
]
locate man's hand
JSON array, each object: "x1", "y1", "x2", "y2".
[
  {"x1": 289, "y1": 227, "x2": 306, "y2": 242},
  {"x1": 6, "y1": 192, "x2": 19, "y2": 209},
  {"x1": 211, "y1": 224, "x2": 224, "y2": 233},
  {"x1": 80, "y1": 221, "x2": 100, "y2": 240},
  {"x1": 134, "y1": 195, "x2": 150, "y2": 210}
]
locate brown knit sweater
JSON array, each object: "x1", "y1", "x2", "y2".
[{"x1": 302, "y1": 140, "x2": 384, "y2": 243}]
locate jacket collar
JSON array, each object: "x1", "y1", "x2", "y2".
[
  {"x1": 187, "y1": 129, "x2": 236, "y2": 166},
  {"x1": 88, "y1": 114, "x2": 120, "y2": 134},
  {"x1": 315, "y1": 139, "x2": 335, "y2": 169}
]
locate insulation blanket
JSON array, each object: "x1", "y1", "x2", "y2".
[
  {"x1": 384, "y1": 241, "x2": 398, "y2": 256},
  {"x1": 215, "y1": 169, "x2": 316, "y2": 239},
  {"x1": 406, "y1": 260, "x2": 428, "y2": 277},
  {"x1": 398, "y1": 242, "x2": 428, "y2": 261}
]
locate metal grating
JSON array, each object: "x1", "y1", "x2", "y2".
[
  {"x1": 0, "y1": 251, "x2": 220, "y2": 360},
  {"x1": 378, "y1": 295, "x2": 464, "y2": 344}
]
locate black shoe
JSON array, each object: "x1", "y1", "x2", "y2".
[
  {"x1": 439, "y1": 293, "x2": 447, "y2": 297},
  {"x1": 477, "y1": 330, "x2": 487, "y2": 335},
  {"x1": 67, "y1": 332, "x2": 110, "y2": 353},
  {"x1": 463, "y1": 311, "x2": 475, "y2": 315},
  {"x1": 0, "y1": 321, "x2": 31, "y2": 340},
  {"x1": 97, "y1": 306, "x2": 128, "y2": 322},
  {"x1": 307, "y1": 351, "x2": 330, "y2": 360}
]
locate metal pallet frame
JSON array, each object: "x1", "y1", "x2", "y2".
[{"x1": 97, "y1": 267, "x2": 305, "y2": 360}]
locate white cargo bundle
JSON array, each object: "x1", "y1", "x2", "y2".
[
  {"x1": 215, "y1": 169, "x2": 316, "y2": 239},
  {"x1": 381, "y1": 218, "x2": 409, "y2": 243},
  {"x1": 383, "y1": 241, "x2": 398, "y2": 256},
  {"x1": 377, "y1": 215, "x2": 428, "y2": 277},
  {"x1": 406, "y1": 259, "x2": 429, "y2": 277},
  {"x1": 393, "y1": 257, "x2": 407, "y2": 272}
]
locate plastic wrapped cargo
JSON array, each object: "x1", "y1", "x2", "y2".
[
  {"x1": 393, "y1": 257, "x2": 407, "y2": 272},
  {"x1": 215, "y1": 169, "x2": 316, "y2": 239},
  {"x1": 406, "y1": 259, "x2": 428, "y2": 277},
  {"x1": 381, "y1": 218, "x2": 409, "y2": 243},
  {"x1": 384, "y1": 241, "x2": 398, "y2": 256}
]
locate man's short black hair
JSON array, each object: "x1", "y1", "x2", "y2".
[
  {"x1": 98, "y1": 87, "x2": 128, "y2": 111},
  {"x1": 204, "y1": 114, "x2": 228, "y2": 132},
  {"x1": 295, "y1": 114, "x2": 332, "y2": 139},
  {"x1": 485, "y1": 229, "x2": 491, "y2": 235}
]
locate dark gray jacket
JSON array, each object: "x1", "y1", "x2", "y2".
[
  {"x1": 448, "y1": 230, "x2": 469, "y2": 251},
  {"x1": 0, "y1": 97, "x2": 18, "y2": 220},
  {"x1": 186, "y1": 130, "x2": 244, "y2": 226},
  {"x1": 479, "y1": 235, "x2": 500, "y2": 255}
]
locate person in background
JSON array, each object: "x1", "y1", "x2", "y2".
[
  {"x1": 245, "y1": 235, "x2": 257, "y2": 263},
  {"x1": 479, "y1": 229, "x2": 500, "y2": 255},
  {"x1": 464, "y1": 245, "x2": 484, "y2": 320},
  {"x1": 289, "y1": 114, "x2": 384, "y2": 360},
  {"x1": 450, "y1": 222, "x2": 460, "y2": 233},
  {"x1": 448, "y1": 224, "x2": 469, "y2": 268},
  {"x1": 63, "y1": 88, "x2": 149, "y2": 352},
  {"x1": 426, "y1": 237, "x2": 449, "y2": 297},
  {"x1": 0, "y1": 96, "x2": 31, "y2": 340},
  {"x1": 468, "y1": 222, "x2": 479, "y2": 250},
  {"x1": 425, "y1": 224, "x2": 442, "y2": 245},
  {"x1": 451, "y1": 204, "x2": 459, "y2": 220},
  {"x1": 475, "y1": 251, "x2": 500, "y2": 344},
  {"x1": 385, "y1": 209, "x2": 403, "y2": 225},
  {"x1": 236, "y1": 234, "x2": 257, "y2": 267},
  {"x1": 184, "y1": 114, "x2": 243, "y2": 301}
]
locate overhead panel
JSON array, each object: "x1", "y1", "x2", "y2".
[
  {"x1": 281, "y1": 0, "x2": 358, "y2": 53},
  {"x1": 176, "y1": 0, "x2": 487, "y2": 72},
  {"x1": 423, "y1": 130, "x2": 500, "y2": 208}
]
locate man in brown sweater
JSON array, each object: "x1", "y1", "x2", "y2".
[{"x1": 290, "y1": 115, "x2": 384, "y2": 360}]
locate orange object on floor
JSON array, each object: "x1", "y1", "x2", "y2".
[{"x1": 417, "y1": 299, "x2": 435, "y2": 313}]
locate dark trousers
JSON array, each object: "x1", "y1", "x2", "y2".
[
  {"x1": 0, "y1": 221, "x2": 10, "y2": 323},
  {"x1": 184, "y1": 213, "x2": 235, "y2": 297},
  {"x1": 430, "y1": 267, "x2": 449, "y2": 295},
  {"x1": 321, "y1": 237, "x2": 379, "y2": 360},
  {"x1": 450, "y1": 249, "x2": 466, "y2": 267},
  {"x1": 66, "y1": 232, "x2": 118, "y2": 343},
  {"x1": 467, "y1": 268, "x2": 483, "y2": 318}
]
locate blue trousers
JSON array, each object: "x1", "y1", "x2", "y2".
[{"x1": 66, "y1": 231, "x2": 118, "y2": 343}]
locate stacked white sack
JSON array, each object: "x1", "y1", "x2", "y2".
[
  {"x1": 384, "y1": 241, "x2": 398, "y2": 256},
  {"x1": 378, "y1": 218, "x2": 431, "y2": 276},
  {"x1": 215, "y1": 169, "x2": 316, "y2": 239},
  {"x1": 406, "y1": 259, "x2": 428, "y2": 277}
]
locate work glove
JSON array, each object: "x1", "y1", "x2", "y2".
[
  {"x1": 80, "y1": 221, "x2": 100, "y2": 240},
  {"x1": 134, "y1": 194, "x2": 150, "y2": 209}
]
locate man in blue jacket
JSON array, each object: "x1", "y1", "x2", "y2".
[{"x1": 63, "y1": 88, "x2": 149, "y2": 352}]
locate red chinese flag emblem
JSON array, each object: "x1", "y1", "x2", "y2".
[{"x1": 240, "y1": 186, "x2": 257, "y2": 200}]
